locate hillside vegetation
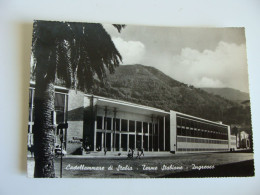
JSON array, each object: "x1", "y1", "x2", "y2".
[
  {"x1": 89, "y1": 64, "x2": 251, "y2": 127},
  {"x1": 201, "y1": 87, "x2": 250, "y2": 102}
]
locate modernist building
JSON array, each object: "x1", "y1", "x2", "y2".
[{"x1": 28, "y1": 84, "x2": 232, "y2": 155}]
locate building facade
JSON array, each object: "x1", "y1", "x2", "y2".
[
  {"x1": 238, "y1": 131, "x2": 250, "y2": 149},
  {"x1": 28, "y1": 84, "x2": 232, "y2": 155}
]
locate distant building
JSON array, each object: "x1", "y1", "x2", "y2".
[
  {"x1": 230, "y1": 124, "x2": 251, "y2": 150},
  {"x1": 238, "y1": 131, "x2": 250, "y2": 149},
  {"x1": 230, "y1": 135, "x2": 237, "y2": 151}
]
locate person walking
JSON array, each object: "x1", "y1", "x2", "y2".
[
  {"x1": 136, "y1": 149, "x2": 140, "y2": 159},
  {"x1": 140, "y1": 148, "x2": 144, "y2": 157},
  {"x1": 127, "y1": 149, "x2": 132, "y2": 159}
]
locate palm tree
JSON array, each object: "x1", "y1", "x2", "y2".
[{"x1": 31, "y1": 20, "x2": 124, "y2": 177}]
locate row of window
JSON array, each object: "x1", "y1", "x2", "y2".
[
  {"x1": 177, "y1": 148, "x2": 228, "y2": 152},
  {"x1": 177, "y1": 117, "x2": 228, "y2": 140},
  {"x1": 28, "y1": 88, "x2": 68, "y2": 125},
  {"x1": 177, "y1": 136, "x2": 228, "y2": 145},
  {"x1": 95, "y1": 132, "x2": 161, "y2": 151},
  {"x1": 28, "y1": 88, "x2": 68, "y2": 149},
  {"x1": 96, "y1": 116, "x2": 158, "y2": 134}
]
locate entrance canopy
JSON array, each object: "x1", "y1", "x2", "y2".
[{"x1": 87, "y1": 95, "x2": 169, "y2": 117}]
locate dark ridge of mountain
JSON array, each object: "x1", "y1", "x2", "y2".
[
  {"x1": 90, "y1": 64, "x2": 251, "y2": 127},
  {"x1": 201, "y1": 87, "x2": 250, "y2": 102}
]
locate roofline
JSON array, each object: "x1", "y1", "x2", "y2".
[
  {"x1": 174, "y1": 111, "x2": 229, "y2": 127},
  {"x1": 29, "y1": 81, "x2": 229, "y2": 125},
  {"x1": 85, "y1": 94, "x2": 170, "y2": 115},
  {"x1": 30, "y1": 81, "x2": 69, "y2": 91}
]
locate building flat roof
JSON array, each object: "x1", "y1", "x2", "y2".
[
  {"x1": 174, "y1": 111, "x2": 229, "y2": 127},
  {"x1": 29, "y1": 81, "x2": 228, "y2": 125},
  {"x1": 86, "y1": 95, "x2": 228, "y2": 126},
  {"x1": 85, "y1": 94, "x2": 170, "y2": 116}
]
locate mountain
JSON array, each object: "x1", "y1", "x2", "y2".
[
  {"x1": 201, "y1": 88, "x2": 250, "y2": 102},
  {"x1": 90, "y1": 64, "x2": 251, "y2": 127}
]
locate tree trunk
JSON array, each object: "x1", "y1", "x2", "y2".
[{"x1": 33, "y1": 76, "x2": 56, "y2": 178}]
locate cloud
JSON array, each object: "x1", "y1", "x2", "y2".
[
  {"x1": 112, "y1": 37, "x2": 146, "y2": 65},
  {"x1": 157, "y1": 41, "x2": 249, "y2": 92},
  {"x1": 196, "y1": 77, "x2": 225, "y2": 88}
]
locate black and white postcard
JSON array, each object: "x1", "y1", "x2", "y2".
[{"x1": 27, "y1": 20, "x2": 254, "y2": 178}]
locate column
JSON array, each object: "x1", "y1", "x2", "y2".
[
  {"x1": 104, "y1": 107, "x2": 107, "y2": 152},
  {"x1": 94, "y1": 118, "x2": 97, "y2": 151},
  {"x1": 152, "y1": 117, "x2": 154, "y2": 152},
  {"x1": 170, "y1": 110, "x2": 177, "y2": 153},
  {"x1": 119, "y1": 119, "x2": 122, "y2": 151},
  {"x1": 101, "y1": 115, "x2": 104, "y2": 151},
  {"x1": 111, "y1": 133, "x2": 113, "y2": 151},
  {"x1": 111, "y1": 114, "x2": 113, "y2": 151},
  {"x1": 158, "y1": 117, "x2": 160, "y2": 152},
  {"x1": 93, "y1": 105, "x2": 97, "y2": 152},
  {"x1": 101, "y1": 133, "x2": 104, "y2": 151},
  {"x1": 163, "y1": 116, "x2": 165, "y2": 151},
  {"x1": 127, "y1": 120, "x2": 129, "y2": 151},
  {"x1": 228, "y1": 125, "x2": 231, "y2": 151},
  {"x1": 113, "y1": 108, "x2": 117, "y2": 151},
  {"x1": 134, "y1": 121, "x2": 137, "y2": 151},
  {"x1": 141, "y1": 121, "x2": 143, "y2": 149},
  {"x1": 147, "y1": 122, "x2": 150, "y2": 151}
]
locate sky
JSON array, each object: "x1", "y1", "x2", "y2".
[{"x1": 104, "y1": 24, "x2": 249, "y2": 93}]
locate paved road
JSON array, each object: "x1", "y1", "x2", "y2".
[{"x1": 27, "y1": 152, "x2": 254, "y2": 178}]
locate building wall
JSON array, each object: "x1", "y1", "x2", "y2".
[
  {"x1": 170, "y1": 111, "x2": 177, "y2": 153},
  {"x1": 83, "y1": 95, "x2": 95, "y2": 151},
  {"x1": 173, "y1": 111, "x2": 230, "y2": 153},
  {"x1": 28, "y1": 85, "x2": 234, "y2": 155},
  {"x1": 177, "y1": 136, "x2": 229, "y2": 152},
  {"x1": 239, "y1": 131, "x2": 250, "y2": 149},
  {"x1": 235, "y1": 131, "x2": 251, "y2": 149},
  {"x1": 230, "y1": 135, "x2": 237, "y2": 150},
  {"x1": 96, "y1": 107, "x2": 154, "y2": 122},
  {"x1": 89, "y1": 97, "x2": 166, "y2": 152},
  {"x1": 66, "y1": 90, "x2": 84, "y2": 154}
]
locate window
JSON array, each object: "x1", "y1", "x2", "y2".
[
  {"x1": 190, "y1": 121, "x2": 194, "y2": 130},
  {"x1": 177, "y1": 117, "x2": 181, "y2": 126},
  {"x1": 28, "y1": 88, "x2": 34, "y2": 122},
  {"x1": 190, "y1": 121, "x2": 194, "y2": 137},
  {"x1": 177, "y1": 117, "x2": 182, "y2": 135},
  {"x1": 113, "y1": 118, "x2": 120, "y2": 131},
  {"x1": 143, "y1": 122, "x2": 148, "y2": 133},
  {"x1": 121, "y1": 119, "x2": 128, "y2": 131},
  {"x1": 149, "y1": 123, "x2": 153, "y2": 134},
  {"x1": 29, "y1": 89, "x2": 68, "y2": 125},
  {"x1": 136, "y1": 121, "x2": 142, "y2": 133},
  {"x1": 182, "y1": 119, "x2": 186, "y2": 136},
  {"x1": 106, "y1": 117, "x2": 112, "y2": 130},
  {"x1": 129, "y1": 120, "x2": 135, "y2": 132},
  {"x1": 97, "y1": 116, "x2": 103, "y2": 129},
  {"x1": 186, "y1": 120, "x2": 191, "y2": 136},
  {"x1": 55, "y1": 92, "x2": 67, "y2": 124},
  {"x1": 155, "y1": 124, "x2": 158, "y2": 136}
]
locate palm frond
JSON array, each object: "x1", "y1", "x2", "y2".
[
  {"x1": 32, "y1": 21, "x2": 124, "y2": 91},
  {"x1": 112, "y1": 24, "x2": 126, "y2": 33}
]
